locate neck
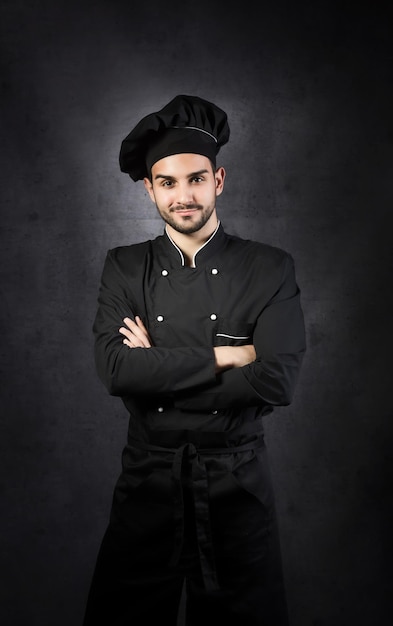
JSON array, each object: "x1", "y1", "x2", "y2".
[{"x1": 166, "y1": 213, "x2": 219, "y2": 267}]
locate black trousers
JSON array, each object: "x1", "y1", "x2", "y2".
[{"x1": 83, "y1": 431, "x2": 289, "y2": 626}]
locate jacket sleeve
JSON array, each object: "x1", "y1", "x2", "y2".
[
  {"x1": 93, "y1": 249, "x2": 217, "y2": 396},
  {"x1": 173, "y1": 253, "x2": 306, "y2": 411}
]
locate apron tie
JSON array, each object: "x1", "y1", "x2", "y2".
[
  {"x1": 169, "y1": 442, "x2": 218, "y2": 591},
  {"x1": 128, "y1": 430, "x2": 264, "y2": 591}
]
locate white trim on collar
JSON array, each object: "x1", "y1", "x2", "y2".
[
  {"x1": 165, "y1": 220, "x2": 221, "y2": 268},
  {"x1": 192, "y1": 221, "x2": 220, "y2": 267},
  {"x1": 165, "y1": 228, "x2": 185, "y2": 265}
]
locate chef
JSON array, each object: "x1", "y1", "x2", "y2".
[{"x1": 83, "y1": 94, "x2": 306, "y2": 626}]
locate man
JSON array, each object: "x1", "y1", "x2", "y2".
[{"x1": 83, "y1": 95, "x2": 306, "y2": 626}]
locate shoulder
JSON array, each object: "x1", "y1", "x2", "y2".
[
  {"x1": 101, "y1": 234, "x2": 164, "y2": 281},
  {"x1": 107, "y1": 231, "x2": 166, "y2": 265},
  {"x1": 224, "y1": 232, "x2": 292, "y2": 269},
  {"x1": 222, "y1": 231, "x2": 299, "y2": 298},
  {"x1": 107, "y1": 239, "x2": 151, "y2": 266}
]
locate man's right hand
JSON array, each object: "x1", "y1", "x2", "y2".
[{"x1": 214, "y1": 345, "x2": 256, "y2": 373}]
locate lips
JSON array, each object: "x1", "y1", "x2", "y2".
[{"x1": 172, "y1": 205, "x2": 201, "y2": 214}]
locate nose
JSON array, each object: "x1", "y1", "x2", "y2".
[{"x1": 175, "y1": 182, "x2": 194, "y2": 205}]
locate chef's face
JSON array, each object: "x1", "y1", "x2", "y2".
[{"x1": 143, "y1": 153, "x2": 225, "y2": 235}]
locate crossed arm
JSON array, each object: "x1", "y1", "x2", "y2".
[
  {"x1": 119, "y1": 316, "x2": 257, "y2": 373},
  {"x1": 94, "y1": 249, "x2": 305, "y2": 408}
]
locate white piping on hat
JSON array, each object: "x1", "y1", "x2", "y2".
[
  {"x1": 216, "y1": 333, "x2": 251, "y2": 340},
  {"x1": 171, "y1": 126, "x2": 218, "y2": 142}
]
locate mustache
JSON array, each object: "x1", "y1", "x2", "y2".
[{"x1": 170, "y1": 204, "x2": 203, "y2": 212}]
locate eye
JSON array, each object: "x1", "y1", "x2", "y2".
[
  {"x1": 191, "y1": 176, "x2": 203, "y2": 183},
  {"x1": 161, "y1": 179, "x2": 174, "y2": 188}
]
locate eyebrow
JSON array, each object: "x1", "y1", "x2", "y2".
[{"x1": 154, "y1": 169, "x2": 209, "y2": 181}]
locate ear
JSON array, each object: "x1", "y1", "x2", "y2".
[
  {"x1": 215, "y1": 166, "x2": 226, "y2": 197},
  {"x1": 143, "y1": 177, "x2": 155, "y2": 203}
]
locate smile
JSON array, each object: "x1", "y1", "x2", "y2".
[{"x1": 174, "y1": 209, "x2": 199, "y2": 215}]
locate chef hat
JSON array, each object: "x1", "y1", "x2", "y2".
[{"x1": 119, "y1": 94, "x2": 230, "y2": 181}]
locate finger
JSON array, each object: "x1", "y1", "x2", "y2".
[
  {"x1": 135, "y1": 315, "x2": 147, "y2": 331},
  {"x1": 124, "y1": 316, "x2": 148, "y2": 335},
  {"x1": 119, "y1": 326, "x2": 145, "y2": 348},
  {"x1": 119, "y1": 326, "x2": 133, "y2": 340},
  {"x1": 122, "y1": 338, "x2": 134, "y2": 349},
  {"x1": 123, "y1": 317, "x2": 137, "y2": 330},
  {"x1": 123, "y1": 317, "x2": 145, "y2": 336},
  {"x1": 123, "y1": 318, "x2": 151, "y2": 348},
  {"x1": 135, "y1": 316, "x2": 152, "y2": 346}
]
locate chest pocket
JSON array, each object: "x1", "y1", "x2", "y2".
[{"x1": 214, "y1": 318, "x2": 254, "y2": 346}]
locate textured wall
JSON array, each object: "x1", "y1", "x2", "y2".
[{"x1": 1, "y1": 1, "x2": 392, "y2": 625}]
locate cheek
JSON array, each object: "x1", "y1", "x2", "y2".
[
  {"x1": 154, "y1": 191, "x2": 173, "y2": 210},
  {"x1": 150, "y1": 185, "x2": 164, "y2": 203}
]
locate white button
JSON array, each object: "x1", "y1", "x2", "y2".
[
  {"x1": 157, "y1": 406, "x2": 164, "y2": 413},
  {"x1": 212, "y1": 410, "x2": 218, "y2": 415},
  {"x1": 211, "y1": 268, "x2": 219, "y2": 275},
  {"x1": 157, "y1": 315, "x2": 164, "y2": 322},
  {"x1": 210, "y1": 313, "x2": 217, "y2": 321},
  {"x1": 161, "y1": 269, "x2": 168, "y2": 276}
]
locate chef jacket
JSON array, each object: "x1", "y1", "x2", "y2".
[
  {"x1": 93, "y1": 221, "x2": 306, "y2": 432},
  {"x1": 91, "y1": 221, "x2": 306, "y2": 594}
]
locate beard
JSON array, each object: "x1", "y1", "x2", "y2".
[{"x1": 157, "y1": 203, "x2": 215, "y2": 235}]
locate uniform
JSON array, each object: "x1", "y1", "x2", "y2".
[{"x1": 83, "y1": 221, "x2": 306, "y2": 625}]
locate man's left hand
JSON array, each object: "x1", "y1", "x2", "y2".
[{"x1": 119, "y1": 316, "x2": 152, "y2": 348}]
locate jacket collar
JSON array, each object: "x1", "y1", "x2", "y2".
[{"x1": 163, "y1": 221, "x2": 226, "y2": 267}]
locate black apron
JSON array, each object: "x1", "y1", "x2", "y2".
[{"x1": 83, "y1": 421, "x2": 289, "y2": 626}]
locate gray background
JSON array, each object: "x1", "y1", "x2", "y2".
[{"x1": 1, "y1": 1, "x2": 392, "y2": 625}]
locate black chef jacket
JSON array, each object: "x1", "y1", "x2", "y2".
[
  {"x1": 94, "y1": 221, "x2": 305, "y2": 430},
  {"x1": 87, "y1": 221, "x2": 306, "y2": 622}
]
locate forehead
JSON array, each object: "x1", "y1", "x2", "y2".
[{"x1": 151, "y1": 153, "x2": 213, "y2": 178}]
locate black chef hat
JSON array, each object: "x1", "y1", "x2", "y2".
[{"x1": 119, "y1": 94, "x2": 230, "y2": 181}]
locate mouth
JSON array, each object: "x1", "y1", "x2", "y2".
[
  {"x1": 174, "y1": 209, "x2": 198, "y2": 216},
  {"x1": 172, "y1": 205, "x2": 201, "y2": 216}
]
